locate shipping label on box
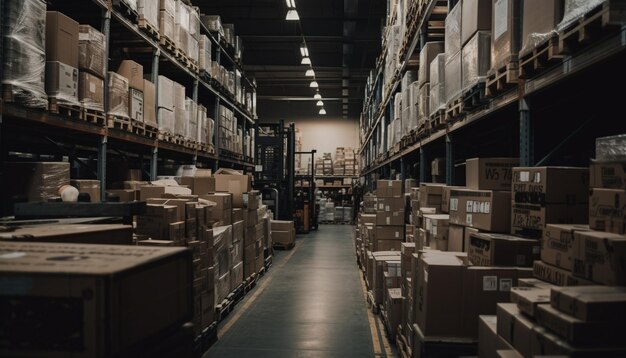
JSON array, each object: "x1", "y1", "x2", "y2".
[
  {"x1": 449, "y1": 189, "x2": 511, "y2": 232},
  {"x1": 572, "y1": 230, "x2": 626, "y2": 286},
  {"x1": 589, "y1": 188, "x2": 626, "y2": 235},
  {"x1": 532, "y1": 260, "x2": 593, "y2": 287},
  {"x1": 549, "y1": 286, "x2": 626, "y2": 322},
  {"x1": 468, "y1": 232, "x2": 539, "y2": 267},
  {"x1": 541, "y1": 224, "x2": 589, "y2": 271},
  {"x1": 376, "y1": 211, "x2": 405, "y2": 226},
  {"x1": 590, "y1": 162, "x2": 626, "y2": 189}
]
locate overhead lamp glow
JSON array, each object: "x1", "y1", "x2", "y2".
[
  {"x1": 316, "y1": 100, "x2": 324, "y2": 106},
  {"x1": 314, "y1": 93, "x2": 322, "y2": 100},
  {"x1": 286, "y1": 0, "x2": 296, "y2": 8},
  {"x1": 309, "y1": 80, "x2": 318, "y2": 88},
  {"x1": 300, "y1": 45, "x2": 309, "y2": 57},
  {"x1": 301, "y1": 56, "x2": 311, "y2": 65},
  {"x1": 286, "y1": 9, "x2": 299, "y2": 20},
  {"x1": 319, "y1": 108, "x2": 327, "y2": 115},
  {"x1": 305, "y1": 69, "x2": 315, "y2": 77}
]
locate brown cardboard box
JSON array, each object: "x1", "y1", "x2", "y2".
[
  {"x1": 423, "y1": 214, "x2": 450, "y2": 250},
  {"x1": 374, "y1": 225, "x2": 405, "y2": 241},
  {"x1": 532, "y1": 260, "x2": 594, "y2": 287},
  {"x1": 468, "y1": 232, "x2": 540, "y2": 267},
  {"x1": 590, "y1": 161, "x2": 626, "y2": 189},
  {"x1": 478, "y1": 315, "x2": 499, "y2": 358},
  {"x1": 117, "y1": 60, "x2": 144, "y2": 90},
  {"x1": 78, "y1": 72, "x2": 104, "y2": 111},
  {"x1": 461, "y1": 0, "x2": 493, "y2": 45},
  {"x1": 450, "y1": 189, "x2": 512, "y2": 232},
  {"x1": 550, "y1": 286, "x2": 626, "y2": 321},
  {"x1": 143, "y1": 79, "x2": 156, "y2": 126},
  {"x1": 214, "y1": 169, "x2": 252, "y2": 208},
  {"x1": 232, "y1": 208, "x2": 243, "y2": 224},
  {"x1": 541, "y1": 224, "x2": 589, "y2": 271},
  {"x1": 419, "y1": 183, "x2": 446, "y2": 210},
  {"x1": 375, "y1": 211, "x2": 404, "y2": 226},
  {"x1": 415, "y1": 253, "x2": 465, "y2": 337},
  {"x1": 202, "y1": 193, "x2": 232, "y2": 223},
  {"x1": 385, "y1": 288, "x2": 403, "y2": 339},
  {"x1": 46, "y1": 12, "x2": 79, "y2": 68},
  {"x1": 511, "y1": 167, "x2": 589, "y2": 239},
  {"x1": 491, "y1": 0, "x2": 521, "y2": 70},
  {"x1": 374, "y1": 239, "x2": 402, "y2": 252},
  {"x1": 462, "y1": 266, "x2": 532, "y2": 338},
  {"x1": 401, "y1": 242, "x2": 416, "y2": 279},
  {"x1": 0, "y1": 241, "x2": 191, "y2": 357},
  {"x1": 464, "y1": 227, "x2": 480, "y2": 253},
  {"x1": 244, "y1": 209, "x2": 259, "y2": 228},
  {"x1": 589, "y1": 188, "x2": 626, "y2": 234},
  {"x1": 0, "y1": 224, "x2": 133, "y2": 245},
  {"x1": 272, "y1": 230, "x2": 295, "y2": 246},
  {"x1": 377, "y1": 180, "x2": 403, "y2": 198},
  {"x1": 374, "y1": 256, "x2": 400, "y2": 304},
  {"x1": 180, "y1": 176, "x2": 216, "y2": 195},
  {"x1": 448, "y1": 224, "x2": 465, "y2": 252},
  {"x1": 441, "y1": 186, "x2": 462, "y2": 213},
  {"x1": 521, "y1": 0, "x2": 564, "y2": 56},
  {"x1": 496, "y1": 303, "x2": 539, "y2": 358},
  {"x1": 466, "y1": 158, "x2": 519, "y2": 191},
  {"x1": 107, "y1": 189, "x2": 135, "y2": 202},
  {"x1": 70, "y1": 179, "x2": 101, "y2": 202},
  {"x1": 517, "y1": 278, "x2": 555, "y2": 289},
  {"x1": 45, "y1": 61, "x2": 78, "y2": 101},
  {"x1": 78, "y1": 25, "x2": 106, "y2": 77},
  {"x1": 510, "y1": 287, "x2": 550, "y2": 317},
  {"x1": 140, "y1": 185, "x2": 166, "y2": 200},
  {"x1": 271, "y1": 220, "x2": 294, "y2": 232},
  {"x1": 360, "y1": 213, "x2": 377, "y2": 225},
  {"x1": 136, "y1": 204, "x2": 178, "y2": 241},
  {"x1": 243, "y1": 190, "x2": 262, "y2": 210},
  {"x1": 572, "y1": 230, "x2": 626, "y2": 285},
  {"x1": 376, "y1": 197, "x2": 405, "y2": 212}
]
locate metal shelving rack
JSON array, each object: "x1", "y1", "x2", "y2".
[
  {"x1": 359, "y1": 0, "x2": 626, "y2": 188},
  {"x1": 0, "y1": 0, "x2": 256, "y2": 209}
]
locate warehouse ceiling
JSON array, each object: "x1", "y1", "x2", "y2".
[{"x1": 198, "y1": 0, "x2": 386, "y2": 121}]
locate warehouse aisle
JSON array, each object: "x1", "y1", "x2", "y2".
[{"x1": 205, "y1": 225, "x2": 376, "y2": 357}]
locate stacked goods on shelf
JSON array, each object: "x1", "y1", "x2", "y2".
[
  {"x1": 519, "y1": 0, "x2": 563, "y2": 61},
  {"x1": 199, "y1": 35, "x2": 212, "y2": 74},
  {"x1": 117, "y1": 60, "x2": 145, "y2": 123},
  {"x1": 400, "y1": 70, "x2": 417, "y2": 134},
  {"x1": 384, "y1": 24, "x2": 402, "y2": 91},
  {"x1": 486, "y1": 0, "x2": 521, "y2": 95},
  {"x1": 334, "y1": 147, "x2": 346, "y2": 176},
  {"x1": 45, "y1": 11, "x2": 80, "y2": 110},
  {"x1": 374, "y1": 180, "x2": 405, "y2": 252},
  {"x1": 188, "y1": 6, "x2": 200, "y2": 65},
  {"x1": 185, "y1": 99, "x2": 198, "y2": 143},
  {"x1": 159, "y1": 0, "x2": 176, "y2": 45},
  {"x1": 417, "y1": 41, "x2": 444, "y2": 125},
  {"x1": 218, "y1": 105, "x2": 244, "y2": 155},
  {"x1": 428, "y1": 53, "x2": 446, "y2": 119},
  {"x1": 107, "y1": 72, "x2": 130, "y2": 120},
  {"x1": 78, "y1": 25, "x2": 106, "y2": 114},
  {"x1": 344, "y1": 148, "x2": 359, "y2": 176},
  {"x1": 158, "y1": 75, "x2": 175, "y2": 135},
  {"x1": 444, "y1": 1, "x2": 463, "y2": 109},
  {"x1": 174, "y1": 1, "x2": 190, "y2": 58},
  {"x1": 3, "y1": 0, "x2": 48, "y2": 109},
  {"x1": 143, "y1": 79, "x2": 157, "y2": 128},
  {"x1": 138, "y1": 0, "x2": 159, "y2": 34}
]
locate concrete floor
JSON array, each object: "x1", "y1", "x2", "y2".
[{"x1": 204, "y1": 225, "x2": 378, "y2": 357}]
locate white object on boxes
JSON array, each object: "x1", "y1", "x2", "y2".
[{"x1": 45, "y1": 61, "x2": 79, "y2": 106}]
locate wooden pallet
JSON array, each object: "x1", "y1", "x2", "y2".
[
  {"x1": 396, "y1": 331, "x2": 412, "y2": 358},
  {"x1": 138, "y1": 17, "x2": 159, "y2": 40},
  {"x1": 112, "y1": 0, "x2": 138, "y2": 23},
  {"x1": 258, "y1": 265, "x2": 266, "y2": 277},
  {"x1": 82, "y1": 108, "x2": 106, "y2": 126},
  {"x1": 49, "y1": 98, "x2": 82, "y2": 119},
  {"x1": 429, "y1": 109, "x2": 446, "y2": 130},
  {"x1": 243, "y1": 273, "x2": 257, "y2": 293},
  {"x1": 107, "y1": 115, "x2": 131, "y2": 131},
  {"x1": 160, "y1": 35, "x2": 176, "y2": 53},
  {"x1": 144, "y1": 122, "x2": 159, "y2": 139},
  {"x1": 367, "y1": 291, "x2": 380, "y2": 314},
  {"x1": 158, "y1": 131, "x2": 176, "y2": 143},
  {"x1": 273, "y1": 242, "x2": 295, "y2": 251},
  {"x1": 193, "y1": 322, "x2": 218, "y2": 357},
  {"x1": 462, "y1": 82, "x2": 488, "y2": 112},
  {"x1": 486, "y1": 60, "x2": 519, "y2": 97},
  {"x1": 445, "y1": 96, "x2": 464, "y2": 121},
  {"x1": 558, "y1": 0, "x2": 626, "y2": 55},
  {"x1": 519, "y1": 35, "x2": 562, "y2": 79},
  {"x1": 2, "y1": 84, "x2": 48, "y2": 109}
]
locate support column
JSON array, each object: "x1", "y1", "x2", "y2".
[
  {"x1": 419, "y1": 147, "x2": 426, "y2": 182},
  {"x1": 98, "y1": 136, "x2": 107, "y2": 201},
  {"x1": 446, "y1": 134, "x2": 454, "y2": 185},
  {"x1": 520, "y1": 98, "x2": 534, "y2": 166},
  {"x1": 150, "y1": 147, "x2": 158, "y2": 181}
]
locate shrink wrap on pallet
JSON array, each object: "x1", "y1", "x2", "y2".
[
  {"x1": 401, "y1": 71, "x2": 417, "y2": 111},
  {"x1": 189, "y1": 6, "x2": 200, "y2": 41},
  {"x1": 430, "y1": 53, "x2": 446, "y2": 88},
  {"x1": 107, "y1": 72, "x2": 129, "y2": 118},
  {"x1": 188, "y1": 34, "x2": 198, "y2": 63},
  {"x1": 418, "y1": 42, "x2": 444, "y2": 88},
  {"x1": 429, "y1": 83, "x2": 445, "y2": 117},
  {"x1": 4, "y1": 162, "x2": 70, "y2": 203},
  {"x1": 159, "y1": 0, "x2": 176, "y2": 42},
  {"x1": 207, "y1": 117, "x2": 215, "y2": 146},
  {"x1": 2, "y1": 0, "x2": 48, "y2": 109},
  {"x1": 157, "y1": 75, "x2": 174, "y2": 111},
  {"x1": 558, "y1": 0, "x2": 606, "y2": 32},
  {"x1": 418, "y1": 83, "x2": 430, "y2": 123},
  {"x1": 199, "y1": 35, "x2": 212, "y2": 73},
  {"x1": 173, "y1": 84, "x2": 186, "y2": 136},
  {"x1": 78, "y1": 25, "x2": 106, "y2": 78},
  {"x1": 445, "y1": 1, "x2": 463, "y2": 56},
  {"x1": 138, "y1": 0, "x2": 158, "y2": 30},
  {"x1": 520, "y1": 0, "x2": 564, "y2": 56},
  {"x1": 198, "y1": 105, "x2": 208, "y2": 145},
  {"x1": 185, "y1": 99, "x2": 198, "y2": 142},
  {"x1": 200, "y1": 15, "x2": 223, "y2": 35},
  {"x1": 79, "y1": 72, "x2": 104, "y2": 111},
  {"x1": 596, "y1": 134, "x2": 626, "y2": 161},
  {"x1": 491, "y1": 0, "x2": 521, "y2": 71},
  {"x1": 158, "y1": 108, "x2": 174, "y2": 134},
  {"x1": 462, "y1": 31, "x2": 491, "y2": 91},
  {"x1": 444, "y1": 51, "x2": 462, "y2": 105}
]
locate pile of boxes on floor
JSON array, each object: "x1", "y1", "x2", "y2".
[{"x1": 356, "y1": 135, "x2": 626, "y2": 357}]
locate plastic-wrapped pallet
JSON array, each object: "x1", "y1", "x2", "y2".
[
  {"x1": 173, "y1": 84, "x2": 186, "y2": 137},
  {"x1": 188, "y1": 34, "x2": 199, "y2": 63},
  {"x1": 596, "y1": 134, "x2": 626, "y2": 161},
  {"x1": 185, "y1": 99, "x2": 198, "y2": 142},
  {"x1": 199, "y1": 35, "x2": 212, "y2": 73},
  {"x1": 223, "y1": 24, "x2": 235, "y2": 46},
  {"x1": 461, "y1": 31, "x2": 491, "y2": 91},
  {"x1": 491, "y1": 0, "x2": 521, "y2": 71},
  {"x1": 159, "y1": 0, "x2": 175, "y2": 42},
  {"x1": 79, "y1": 72, "x2": 104, "y2": 112},
  {"x1": 445, "y1": 1, "x2": 463, "y2": 56},
  {"x1": 138, "y1": 0, "x2": 158, "y2": 30},
  {"x1": 3, "y1": 0, "x2": 48, "y2": 109},
  {"x1": 429, "y1": 53, "x2": 446, "y2": 117},
  {"x1": 197, "y1": 105, "x2": 207, "y2": 145},
  {"x1": 401, "y1": 71, "x2": 417, "y2": 111},
  {"x1": 394, "y1": 93, "x2": 402, "y2": 121},
  {"x1": 107, "y1": 72, "x2": 129, "y2": 118},
  {"x1": 175, "y1": 1, "x2": 190, "y2": 55},
  {"x1": 520, "y1": 0, "x2": 564, "y2": 56},
  {"x1": 418, "y1": 42, "x2": 444, "y2": 88},
  {"x1": 121, "y1": 0, "x2": 137, "y2": 11},
  {"x1": 200, "y1": 15, "x2": 223, "y2": 35},
  {"x1": 325, "y1": 202, "x2": 335, "y2": 221},
  {"x1": 189, "y1": 6, "x2": 200, "y2": 41},
  {"x1": 444, "y1": 51, "x2": 462, "y2": 105},
  {"x1": 78, "y1": 25, "x2": 106, "y2": 78},
  {"x1": 407, "y1": 81, "x2": 420, "y2": 131},
  {"x1": 559, "y1": 0, "x2": 606, "y2": 32},
  {"x1": 207, "y1": 117, "x2": 215, "y2": 146},
  {"x1": 418, "y1": 83, "x2": 429, "y2": 125}
]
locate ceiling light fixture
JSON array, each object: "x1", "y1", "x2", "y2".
[
  {"x1": 286, "y1": 0, "x2": 296, "y2": 7},
  {"x1": 314, "y1": 92, "x2": 322, "y2": 100},
  {"x1": 309, "y1": 80, "x2": 318, "y2": 88},
  {"x1": 300, "y1": 45, "x2": 309, "y2": 57},
  {"x1": 305, "y1": 69, "x2": 315, "y2": 77},
  {"x1": 286, "y1": 9, "x2": 299, "y2": 20},
  {"x1": 316, "y1": 100, "x2": 324, "y2": 106},
  {"x1": 301, "y1": 56, "x2": 311, "y2": 65},
  {"x1": 319, "y1": 108, "x2": 327, "y2": 115}
]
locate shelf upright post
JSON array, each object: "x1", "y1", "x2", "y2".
[
  {"x1": 519, "y1": 98, "x2": 534, "y2": 166},
  {"x1": 100, "y1": 5, "x2": 111, "y2": 201},
  {"x1": 446, "y1": 134, "x2": 454, "y2": 185},
  {"x1": 150, "y1": 48, "x2": 160, "y2": 181},
  {"x1": 192, "y1": 78, "x2": 199, "y2": 166},
  {"x1": 419, "y1": 147, "x2": 426, "y2": 183},
  {"x1": 213, "y1": 98, "x2": 220, "y2": 172}
]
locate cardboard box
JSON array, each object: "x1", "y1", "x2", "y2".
[
  {"x1": 418, "y1": 41, "x2": 445, "y2": 87},
  {"x1": 158, "y1": 75, "x2": 174, "y2": 110},
  {"x1": 550, "y1": 286, "x2": 626, "y2": 321},
  {"x1": 521, "y1": 0, "x2": 564, "y2": 56},
  {"x1": 107, "y1": 189, "x2": 136, "y2": 202},
  {"x1": 401, "y1": 242, "x2": 416, "y2": 278},
  {"x1": 70, "y1": 179, "x2": 101, "y2": 202},
  {"x1": 491, "y1": 0, "x2": 522, "y2": 70},
  {"x1": 78, "y1": 72, "x2": 104, "y2": 111},
  {"x1": 448, "y1": 224, "x2": 466, "y2": 252},
  {"x1": 46, "y1": 11, "x2": 79, "y2": 68},
  {"x1": 376, "y1": 197, "x2": 405, "y2": 212},
  {"x1": 374, "y1": 239, "x2": 402, "y2": 252},
  {"x1": 468, "y1": 232, "x2": 539, "y2": 267},
  {"x1": 419, "y1": 183, "x2": 446, "y2": 210},
  {"x1": 45, "y1": 61, "x2": 78, "y2": 101},
  {"x1": 590, "y1": 161, "x2": 626, "y2": 189},
  {"x1": 466, "y1": 158, "x2": 519, "y2": 191},
  {"x1": 541, "y1": 224, "x2": 589, "y2": 271},
  {"x1": 517, "y1": 278, "x2": 555, "y2": 289},
  {"x1": 143, "y1": 79, "x2": 156, "y2": 125},
  {"x1": 377, "y1": 180, "x2": 403, "y2": 198},
  {"x1": 272, "y1": 230, "x2": 295, "y2": 246},
  {"x1": 496, "y1": 303, "x2": 539, "y2": 358},
  {"x1": 511, "y1": 167, "x2": 589, "y2": 239},
  {"x1": 0, "y1": 241, "x2": 192, "y2": 357},
  {"x1": 375, "y1": 211, "x2": 405, "y2": 226},
  {"x1": 478, "y1": 315, "x2": 499, "y2": 358},
  {"x1": 415, "y1": 253, "x2": 465, "y2": 337},
  {"x1": 117, "y1": 60, "x2": 144, "y2": 90},
  {"x1": 532, "y1": 260, "x2": 594, "y2": 287},
  {"x1": 510, "y1": 287, "x2": 550, "y2": 317},
  {"x1": 243, "y1": 190, "x2": 262, "y2": 210},
  {"x1": 449, "y1": 189, "x2": 512, "y2": 232},
  {"x1": 572, "y1": 230, "x2": 626, "y2": 285},
  {"x1": 464, "y1": 227, "x2": 480, "y2": 253},
  {"x1": 374, "y1": 225, "x2": 405, "y2": 241},
  {"x1": 461, "y1": 0, "x2": 492, "y2": 45},
  {"x1": 214, "y1": 169, "x2": 252, "y2": 208},
  {"x1": 129, "y1": 88, "x2": 144, "y2": 121},
  {"x1": 441, "y1": 186, "x2": 462, "y2": 213},
  {"x1": 589, "y1": 188, "x2": 626, "y2": 234},
  {"x1": 180, "y1": 175, "x2": 215, "y2": 195},
  {"x1": 0, "y1": 224, "x2": 133, "y2": 245}
]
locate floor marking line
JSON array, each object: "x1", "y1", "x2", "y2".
[
  {"x1": 218, "y1": 241, "x2": 301, "y2": 338},
  {"x1": 360, "y1": 273, "x2": 383, "y2": 355}
]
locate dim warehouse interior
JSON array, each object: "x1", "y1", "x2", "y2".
[{"x1": 0, "y1": 0, "x2": 625, "y2": 357}]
